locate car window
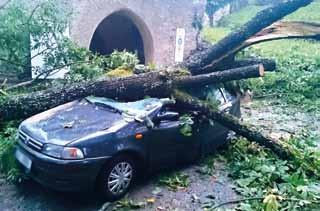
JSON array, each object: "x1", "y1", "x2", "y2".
[
  {"x1": 181, "y1": 85, "x2": 226, "y2": 106},
  {"x1": 85, "y1": 96, "x2": 169, "y2": 122}
]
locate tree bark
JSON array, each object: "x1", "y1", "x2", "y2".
[
  {"x1": 173, "y1": 90, "x2": 289, "y2": 158},
  {"x1": 215, "y1": 58, "x2": 276, "y2": 72},
  {"x1": 0, "y1": 65, "x2": 264, "y2": 121},
  {"x1": 175, "y1": 64, "x2": 264, "y2": 88},
  {"x1": 184, "y1": 0, "x2": 313, "y2": 75}
]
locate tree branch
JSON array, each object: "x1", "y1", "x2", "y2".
[
  {"x1": 185, "y1": 0, "x2": 313, "y2": 75},
  {"x1": 241, "y1": 21, "x2": 320, "y2": 49}
]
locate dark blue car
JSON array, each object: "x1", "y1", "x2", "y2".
[{"x1": 15, "y1": 86, "x2": 240, "y2": 201}]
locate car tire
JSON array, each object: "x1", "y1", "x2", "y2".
[{"x1": 98, "y1": 155, "x2": 137, "y2": 201}]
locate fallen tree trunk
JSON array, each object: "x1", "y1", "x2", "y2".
[
  {"x1": 173, "y1": 90, "x2": 289, "y2": 158},
  {"x1": 175, "y1": 64, "x2": 264, "y2": 88},
  {"x1": 185, "y1": 0, "x2": 313, "y2": 75},
  {"x1": 0, "y1": 65, "x2": 264, "y2": 121},
  {"x1": 173, "y1": 90, "x2": 320, "y2": 177},
  {"x1": 215, "y1": 58, "x2": 276, "y2": 72}
]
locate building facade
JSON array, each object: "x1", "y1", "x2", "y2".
[{"x1": 70, "y1": 0, "x2": 206, "y2": 66}]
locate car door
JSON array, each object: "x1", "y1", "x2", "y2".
[{"x1": 147, "y1": 110, "x2": 199, "y2": 170}]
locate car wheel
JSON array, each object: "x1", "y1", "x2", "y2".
[{"x1": 98, "y1": 155, "x2": 137, "y2": 201}]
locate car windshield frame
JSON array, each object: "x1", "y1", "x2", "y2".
[{"x1": 85, "y1": 96, "x2": 164, "y2": 120}]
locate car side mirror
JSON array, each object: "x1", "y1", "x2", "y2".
[
  {"x1": 135, "y1": 115, "x2": 155, "y2": 129},
  {"x1": 155, "y1": 111, "x2": 179, "y2": 123}
]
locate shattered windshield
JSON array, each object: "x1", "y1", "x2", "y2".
[{"x1": 85, "y1": 96, "x2": 163, "y2": 119}]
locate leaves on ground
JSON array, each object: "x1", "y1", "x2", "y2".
[{"x1": 158, "y1": 172, "x2": 190, "y2": 191}]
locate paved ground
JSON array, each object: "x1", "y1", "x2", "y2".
[
  {"x1": 0, "y1": 99, "x2": 319, "y2": 211},
  {"x1": 241, "y1": 99, "x2": 320, "y2": 141},
  {"x1": 0, "y1": 162, "x2": 237, "y2": 211}
]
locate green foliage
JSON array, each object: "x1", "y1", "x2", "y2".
[
  {"x1": 220, "y1": 136, "x2": 320, "y2": 210},
  {"x1": 112, "y1": 199, "x2": 146, "y2": 210},
  {"x1": 106, "y1": 50, "x2": 139, "y2": 70},
  {"x1": 62, "y1": 41, "x2": 108, "y2": 82},
  {"x1": 0, "y1": 0, "x2": 139, "y2": 83},
  {"x1": 198, "y1": 155, "x2": 217, "y2": 176},
  {"x1": 0, "y1": 0, "x2": 30, "y2": 74},
  {"x1": 179, "y1": 114, "x2": 194, "y2": 137},
  {"x1": 239, "y1": 40, "x2": 320, "y2": 111},
  {"x1": 159, "y1": 172, "x2": 190, "y2": 191},
  {"x1": 65, "y1": 49, "x2": 139, "y2": 82},
  {"x1": 285, "y1": 134, "x2": 320, "y2": 178},
  {"x1": 0, "y1": 0, "x2": 141, "y2": 85},
  {"x1": 0, "y1": 122, "x2": 21, "y2": 182},
  {"x1": 147, "y1": 62, "x2": 157, "y2": 71},
  {"x1": 99, "y1": 199, "x2": 147, "y2": 211},
  {"x1": 263, "y1": 194, "x2": 279, "y2": 211},
  {"x1": 0, "y1": 0, "x2": 71, "y2": 76}
]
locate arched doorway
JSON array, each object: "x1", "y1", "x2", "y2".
[{"x1": 89, "y1": 9, "x2": 153, "y2": 64}]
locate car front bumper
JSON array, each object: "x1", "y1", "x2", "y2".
[{"x1": 15, "y1": 142, "x2": 111, "y2": 192}]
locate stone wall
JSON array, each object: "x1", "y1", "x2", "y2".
[{"x1": 70, "y1": 0, "x2": 206, "y2": 66}]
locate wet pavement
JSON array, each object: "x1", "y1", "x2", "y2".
[
  {"x1": 241, "y1": 99, "x2": 320, "y2": 140},
  {"x1": 0, "y1": 162, "x2": 237, "y2": 211}
]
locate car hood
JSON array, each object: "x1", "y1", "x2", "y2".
[{"x1": 19, "y1": 99, "x2": 126, "y2": 146}]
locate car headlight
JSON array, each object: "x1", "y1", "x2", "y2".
[{"x1": 42, "y1": 144, "x2": 84, "y2": 160}]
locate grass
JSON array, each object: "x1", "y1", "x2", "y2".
[
  {"x1": 219, "y1": 5, "x2": 267, "y2": 29},
  {"x1": 202, "y1": 27, "x2": 230, "y2": 44},
  {"x1": 284, "y1": 0, "x2": 320, "y2": 22},
  {"x1": 202, "y1": 1, "x2": 320, "y2": 112}
]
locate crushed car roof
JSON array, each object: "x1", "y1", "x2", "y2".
[{"x1": 85, "y1": 96, "x2": 172, "y2": 118}]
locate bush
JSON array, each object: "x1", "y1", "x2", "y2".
[
  {"x1": 106, "y1": 50, "x2": 139, "y2": 70},
  {"x1": 65, "y1": 50, "x2": 139, "y2": 82},
  {"x1": 0, "y1": 122, "x2": 21, "y2": 182}
]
